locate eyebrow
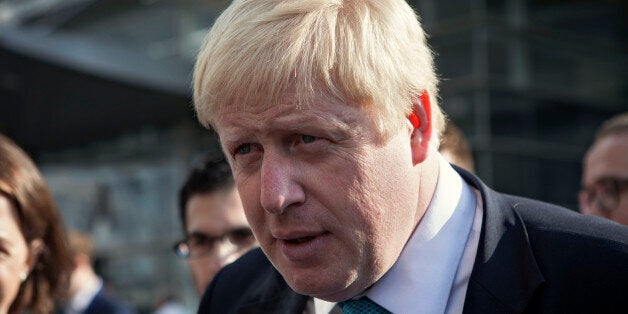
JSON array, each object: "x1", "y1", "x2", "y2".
[
  {"x1": 220, "y1": 114, "x2": 349, "y2": 141},
  {"x1": 274, "y1": 112, "x2": 354, "y2": 138},
  {"x1": 186, "y1": 231, "x2": 215, "y2": 239},
  {"x1": 594, "y1": 177, "x2": 628, "y2": 184}
]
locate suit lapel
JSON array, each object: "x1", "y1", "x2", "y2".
[{"x1": 456, "y1": 168, "x2": 545, "y2": 314}]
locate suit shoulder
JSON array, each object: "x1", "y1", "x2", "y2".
[
  {"x1": 199, "y1": 248, "x2": 277, "y2": 313},
  {"x1": 458, "y1": 166, "x2": 627, "y2": 247},
  {"x1": 504, "y1": 194, "x2": 628, "y2": 248},
  {"x1": 218, "y1": 247, "x2": 274, "y2": 285},
  {"x1": 87, "y1": 289, "x2": 135, "y2": 314}
]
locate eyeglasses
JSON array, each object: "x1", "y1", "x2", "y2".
[
  {"x1": 579, "y1": 177, "x2": 628, "y2": 213},
  {"x1": 172, "y1": 227, "x2": 256, "y2": 259}
]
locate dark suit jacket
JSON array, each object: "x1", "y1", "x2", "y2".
[{"x1": 198, "y1": 168, "x2": 628, "y2": 314}]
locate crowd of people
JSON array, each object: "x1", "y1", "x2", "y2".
[{"x1": 1, "y1": 0, "x2": 626, "y2": 313}]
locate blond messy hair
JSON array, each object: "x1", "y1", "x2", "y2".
[{"x1": 193, "y1": 0, "x2": 444, "y2": 142}]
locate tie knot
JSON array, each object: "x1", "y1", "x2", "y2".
[{"x1": 339, "y1": 297, "x2": 392, "y2": 314}]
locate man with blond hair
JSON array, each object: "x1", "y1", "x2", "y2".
[{"x1": 192, "y1": 0, "x2": 628, "y2": 313}]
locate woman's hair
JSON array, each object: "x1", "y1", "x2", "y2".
[
  {"x1": 0, "y1": 134, "x2": 72, "y2": 314},
  {"x1": 194, "y1": 0, "x2": 444, "y2": 142}
]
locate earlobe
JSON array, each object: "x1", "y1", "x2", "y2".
[
  {"x1": 410, "y1": 131, "x2": 428, "y2": 164},
  {"x1": 408, "y1": 90, "x2": 432, "y2": 165}
]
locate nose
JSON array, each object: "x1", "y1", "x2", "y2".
[{"x1": 259, "y1": 152, "x2": 305, "y2": 214}]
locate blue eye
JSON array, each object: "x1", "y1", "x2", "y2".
[
  {"x1": 301, "y1": 135, "x2": 317, "y2": 143},
  {"x1": 236, "y1": 144, "x2": 252, "y2": 154}
]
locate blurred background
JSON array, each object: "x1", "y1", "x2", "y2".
[{"x1": 0, "y1": 0, "x2": 626, "y2": 312}]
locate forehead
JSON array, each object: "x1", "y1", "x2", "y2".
[
  {"x1": 215, "y1": 92, "x2": 368, "y2": 135},
  {"x1": 0, "y1": 194, "x2": 26, "y2": 244},
  {"x1": 185, "y1": 189, "x2": 247, "y2": 232}
]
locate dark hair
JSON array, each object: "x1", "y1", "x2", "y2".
[
  {"x1": 595, "y1": 112, "x2": 628, "y2": 140},
  {"x1": 0, "y1": 134, "x2": 72, "y2": 314},
  {"x1": 178, "y1": 154, "x2": 235, "y2": 229}
]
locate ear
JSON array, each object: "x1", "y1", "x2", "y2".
[
  {"x1": 408, "y1": 90, "x2": 432, "y2": 165},
  {"x1": 22, "y1": 239, "x2": 43, "y2": 278}
]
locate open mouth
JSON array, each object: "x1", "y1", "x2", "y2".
[
  {"x1": 286, "y1": 236, "x2": 316, "y2": 244},
  {"x1": 277, "y1": 232, "x2": 330, "y2": 260}
]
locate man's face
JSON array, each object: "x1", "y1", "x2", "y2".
[
  {"x1": 185, "y1": 188, "x2": 256, "y2": 294},
  {"x1": 580, "y1": 134, "x2": 628, "y2": 225},
  {"x1": 215, "y1": 92, "x2": 423, "y2": 301}
]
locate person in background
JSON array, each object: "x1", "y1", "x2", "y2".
[
  {"x1": 58, "y1": 230, "x2": 134, "y2": 314},
  {"x1": 439, "y1": 121, "x2": 475, "y2": 173},
  {"x1": 192, "y1": 0, "x2": 628, "y2": 313},
  {"x1": 172, "y1": 155, "x2": 257, "y2": 295},
  {"x1": 152, "y1": 293, "x2": 191, "y2": 314},
  {"x1": 579, "y1": 112, "x2": 628, "y2": 225},
  {"x1": 0, "y1": 133, "x2": 72, "y2": 314}
]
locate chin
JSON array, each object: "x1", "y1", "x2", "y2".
[
  {"x1": 297, "y1": 284, "x2": 362, "y2": 303},
  {"x1": 284, "y1": 268, "x2": 359, "y2": 302}
]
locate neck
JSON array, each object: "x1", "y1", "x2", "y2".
[
  {"x1": 69, "y1": 265, "x2": 100, "y2": 297},
  {"x1": 414, "y1": 149, "x2": 440, "y2": 227}
]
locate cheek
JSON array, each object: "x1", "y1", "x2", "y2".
[
  {"x1": 620, "y1": 191, "x2": 628, "y2": 204},
  {"x1": 189, "y1": 258, "x2": 217, "y2": 281},
  {"x1": 345, "y1": 151, "x2": 414, "y2": 215},
  {"x1": 0, "y1": 266, "x2": 22, "y2": 309},
  {"x1": 236, "y1": 179, "x2": 266, "y2": 235},
  {"x1": 612, "y1": 193, "x2": 628, "y2": 222},
  {"x1": 346, "y1": 143, "x2": 418, "y2": 249},
  {"x1": 318, "y1": 157, "x2": 389, "y2": 247}
]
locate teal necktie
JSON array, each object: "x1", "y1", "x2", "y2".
[{"x1": 339, "y1": 297, "x2": 392, "y2": 314}]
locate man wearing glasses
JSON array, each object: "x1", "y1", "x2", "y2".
[
  {"x1": 580, "y1": 112, "x2": 628, "y2": 225},
  {"x1": 173, "y1": 155, "x2": 258, "y2": 295}
]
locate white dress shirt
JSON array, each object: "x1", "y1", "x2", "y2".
[{"x1": 313, "y1": 156, "x2": 483, "y2": 313}]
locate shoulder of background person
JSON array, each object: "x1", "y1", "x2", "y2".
[
  {"x1": 199, "y1": 247, "x2": 309, "y2": 313},
  {"x1": 458, "y1": 165, "x2": 627, "y2": 312},
  {"x1": 85, "y1": 286, "x2": 137, "y2": 314}
]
